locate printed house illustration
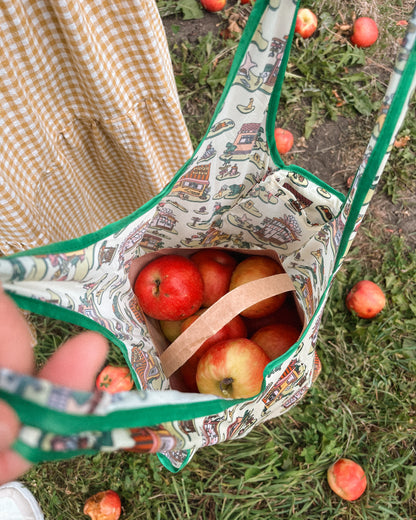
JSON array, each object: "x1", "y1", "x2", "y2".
[
  {"x1": 255, "y1": 215, "x2": 302, "y2": 245},
  {"x1": 232, "y1": 123, "x2": 261, "y2": 155},
  {"x1": 151, "y1": 208, "x2": 177, "y2": 232},
  {"x1": 264, "y1": 37, "x2": 286, "y2": 88},
  {"x1": 171, "y1": 164, "x2": 211, "y2": 199}
]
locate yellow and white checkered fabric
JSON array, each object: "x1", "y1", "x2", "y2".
[{"x1": 0, "y1": 0, "x2": 193, "y2": 255}]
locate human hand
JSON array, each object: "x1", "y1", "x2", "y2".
[{"x1": 0, "y1": 285, "x2": 109, "y2": 484}]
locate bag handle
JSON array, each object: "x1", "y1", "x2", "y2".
[{"x1": 160, "y1": 273, "x2": 295, "y2": 377}]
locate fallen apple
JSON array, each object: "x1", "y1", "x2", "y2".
[
  {"x1": 200, "y1": 0, "x2": 226, "y2": 12},
  {"x1": 350, "y1": 17, "x2": 378, "y2": 48},
  {"x1": 327, "y1": 458, "x2": 367, "y2": 501},
  {"x1": 134, "y1": 254, "x2": 204, "y2": 321},
  {"x1": 84, "y1": 490, "x2": 121, "y2": 520},
  {"x1": 190, "y1": 249, "x2": 237, "y2": 307},
  {"x1": 274, "y1": 128, "x2": 294, "y2": 155},
  {"x1": 229, "y1": 255, "x2": 287, "y2": 319},
  {"x1": 196, "y1": 338, "x2": 271, "y2": 399},
  {"x1": 295, "y1": 8, "x2": 318, "y2": 39},
  {"x1": 180, "y1": 310, "x2": 247, "y2": 392},
  {"x1": 346, "y1": 280, "x2": 386, "y2": 319},
  {"x1": 96, "y1": 366, "x2": 134, "y2": 394},
  {"x1": 251, "y1": 323, "x2": 300, "y2": 360}
]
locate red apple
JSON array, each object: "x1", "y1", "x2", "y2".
[
  {"x1": 274, "y1": 128, "x2": 294, "y2": 155},
  {"x1": 180, "y1": 310, "x2": 247, "y2": 392},
  {"x1": 200, "y1": 0, "x2": 226, "y2": 12},
  {"x1": 229, "y1": 255, "x2": 287, "y2": 319},
  {"x1": 243, "y1": 295, "x2": 302, "y2": 335},
  {"x1": 196, "y1": 338, "x2": 271, "y2": 398},
  {"x1": 133, "y1": 255, "x2": 203, "y2": 321},
  {"x1": 190, "y1": 249, "x2": 237, "y2": 307},
  {"x1": 84, "y1": 490, "x2": 121, "y2": 520},
  {"x1": 96, "y1": 366, "x2": 134, "y2": 394},
  {"x1": 295, "y1": 8, "x2": 318, "y2": 38},
  {"x1": 350, "y1": 17, "x2": 378, "y2": 48},
  {"x1": 251, "y1": 323, "x2": 300, "y2": 360},
  {"x1": 160, "y1": 319, "x2": 184, "y2": 343},
  {"x1": 346, "y1": 280, "x2": 386, "y2": 319},
  {"x1": 327, "y1": 458, "x2": 367, "y2": 501}
]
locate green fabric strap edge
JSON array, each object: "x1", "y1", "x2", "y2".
[
  {"x1": 334, "y1": 36, "x2": 416, "y2": 269},
  {"x1": 0, "y1": 386, "x2": 242, "y2": 435}
]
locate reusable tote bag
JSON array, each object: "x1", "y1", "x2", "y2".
[{"x1": 0, "y1": 0, "x2": 415, "y2": 473}]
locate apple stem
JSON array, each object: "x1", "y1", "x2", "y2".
[{"x1": 219, "y1": 377, "x2": 234, "y2": 397}]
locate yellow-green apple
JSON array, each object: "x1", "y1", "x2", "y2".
[
  {"x1": 350, "y1": 17, "x2": 378, "y2": 48},
  {"x1": 295, "y1": 8, "x2": 318, "y2": 38},
  {"x1": 159, "y1": 318, "x2": 184, "y2": 343},
  {"x1": 190, "y1": 249, "x2": 237, "y2": 307},
  {"x1": 133, "y1": 255, "x2": 203, "y2": 321},
  {"x1": 327, "y1": 458, "x2": 367, "y2": 501},
  {"x1": 83, "y1": 490, "x2": 121, "y2": 520},
  {"x1": 200, "y1": 0, "x2": 225, "y2": 12},
  {"x1": 196, "y1": 338, "x2": 271, "y2": 399},
  {"x1": 96, "y1": 366, "x2": 134, "y2": 394},
  {"x1": 229, "y1": 255, "x2": 286, "y2": 319},
  {"x1": 251, "y1": 323, "x2": 300, "y2": 360},
  {"x1": 274, "y1": 128, "x2": 294, "y2": 155},
  {"x1": 346, "y1": 280, "x2": 386, "y2": 319},
  {"x1": 179, "y1": 310, "x2": 247, "y2": 392}
]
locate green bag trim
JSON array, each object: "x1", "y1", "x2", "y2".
[
  {"x1": 335, "y1": 35, "x2": 416, "y2": 268},
  {"x1": 12, "y1": 440, "x2": 97, "y2": 464},
  {"x1": 0, "y1": 386, "x2": 244, "y2": 435}
]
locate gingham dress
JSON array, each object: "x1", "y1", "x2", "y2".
[{"x1": 0, "y1": 0, "x2": 193, "y2": 255}]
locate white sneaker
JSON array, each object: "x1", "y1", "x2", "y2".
[{"x1": 0, "y1": 482, "x2": 44, "y2": 520}]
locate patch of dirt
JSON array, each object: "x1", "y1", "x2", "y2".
[
  {"x1": 290, "y1": 116, "x2": 369, "y2": 194},
  {"x1": 163, "y1": 11, "x2": 224, "y2": 44}
]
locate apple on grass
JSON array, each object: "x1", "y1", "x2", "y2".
[
  {"x1": 350, "y1": 17, "x2": 378, "y2": 48},
  {"x1": 229, "y1": 255, "x2": 287, "y2": 319},
  {"x1": 133, "y1": 254, "x2": 203, "y2": 321},
  {"x1": 295, "y1": 8, "x2": 318, "y2": 39},
  {"x1": 179, "y1": 310, "x2": 247, "y2": 392},
  {"x1": 190, "y1": 249, "x2": 237, "y2": 307},
  {"x1": 346, "y1": 280, "x2": 386, "y2": 319},
  {"x1": 84, "y1": 490, "x2": 121, "y2": 520},
  {"x1": 274, "y1": 128, "x2": 294, "y2": 155},
  {"x1": 96, "y1": 366, "x2": 134, "y2": 394},
  {"x1": 251, "y1": 323, "x2": 300, "y2": 360},
  {"x1": 327, "y1": 458, "x2": 367, "y2": 501},
  {"x1": 200, "y1": 0, "x2": 226, "y2": 12},
  {"x1": 196, "y1": 338, "x2": 271, "y2": 399}
]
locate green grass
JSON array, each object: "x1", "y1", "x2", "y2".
[{"x1": 21, "y1": 1, "x2": 416, "y2": 518}]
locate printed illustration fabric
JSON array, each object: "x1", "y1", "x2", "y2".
[
  {"x1": 0, "y1": 0, "x2": 193, "y2": 255},
  {"x1": 0, "y1": 0, "x2": 414, "y2": 473}
]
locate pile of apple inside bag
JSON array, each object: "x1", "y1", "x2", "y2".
[{"x1": 133, "y1": 249, "x2": 302, "y2": 399}]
